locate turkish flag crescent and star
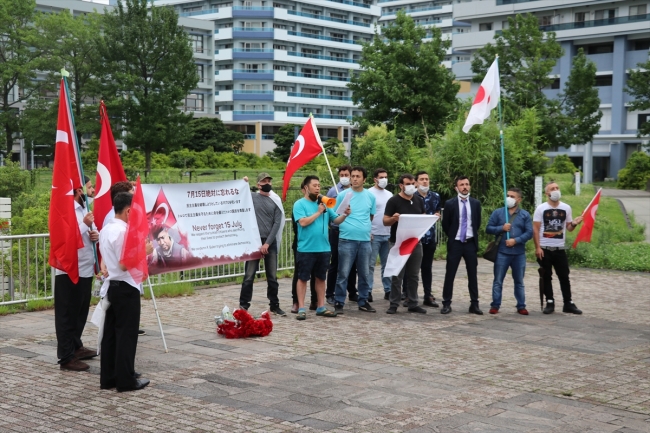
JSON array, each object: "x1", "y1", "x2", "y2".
[
  {"x1": 572, "y1": 188, "x2": 602, "y2": 249},
  {"x1": 462, "y1": 58, "x2": 500, "y2": 133},
  {"x1": 120, "y1": 176, "x2": 149, "y2": 285},
  {"x1": 384, "y1": 214, "x2": 439, "y2": 278},
  {"x1": 281, "y1": 117, "x2": 324, "y2": 200},
  {"x1": 147, "y1": 188, "x2": 178, "y2": 228},
  {"x1": 94, "y1": 102, "x2": 127, "y2": 231},
  {"x1": 48, "y1": 81, "x2": 84, "y2": 283}
]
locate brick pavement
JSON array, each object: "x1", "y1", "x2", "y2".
[{"x1": 1, "y1": 260, "x2": 650, "y2": 432}]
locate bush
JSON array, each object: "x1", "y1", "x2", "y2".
[
  {"x1": 617, "y1": 151, "x2": 650, "y2": 190},
  {"x1": 548, "y1": 154, "x2": 579, "y2": 174},
  {"x1": 0, "y1": 162, "x2": 32, "y2": 199}
]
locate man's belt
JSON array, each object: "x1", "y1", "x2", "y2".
[{"x1": 541, "y1": 246, "x2": 565, "y2": 251}]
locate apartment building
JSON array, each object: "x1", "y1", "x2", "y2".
[
  {"x1": 451, "y1": 0, "x2": 650, "y2": 182},
  {"x1": 152, "y1": 0, "x2": 381, "y2": 156}
]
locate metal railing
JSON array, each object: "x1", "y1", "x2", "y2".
[{"x1": 0, "y1": 233, "x2": 53, "y2": 306}]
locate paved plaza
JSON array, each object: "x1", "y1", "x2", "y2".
[{"x1": 2, "y1": 260, "x2": 650, "y2": 432}]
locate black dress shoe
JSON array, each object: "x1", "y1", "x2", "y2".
[
  {"x1": 348, "y1": 293, "x2": 359, "y2": 302},
  {"x1": 423, "y1": 297, "x2": 439, "y2": 308},
  {"x1": 117, "y1": 378, "x2": 150, "y2": 392},
  {"x1": 562, "y1": 302, "x2": 582, "y2": 314},
  {"x1": 134, "y1": 372, "x2": 142, "y2": 379},
  {"x1": 383, "y1": 292, "x2": 390, "y2": 300},
  {"x1": 440, "y1": 306, "x2": 452, "y2": 314},
  {"x1": 100, "y1": 381, "x2": 116, "y2": 390},
  {"x1": 469, "y1": 305, "x2": 483, "y2": 315}
]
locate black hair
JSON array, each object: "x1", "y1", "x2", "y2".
[
  {"x1": 508, "y1": 187, "x2": 522, "y2": 198},
  {"x1": 113, "y1": 192, "x2": 132, "y2": 214},
  {"x1": 152, "y1": 224, "x2": 169, "y2": 240},
  {"x1": 454, "y1": 176, "x2": 469, "y2": 187},
  {"x1": 351, "y1": 166, "x2": 367, "y2": 180},
  {"x1": 337, "y1": 165, "x2": 352, "y2": 174},
  {"x1": 414, "y1": 171, "x2": 428, "y2": 181},
  {"x1": 110, "y1": 181, "x2": 134, "y2": 202},
  {"x1": 398, "y1": 173, "x2": 414, "y2": 184},
  {"x1": 303, "y1": 175, "x2": 319, "y2": 187},
  {"x1": 373, "y1": 168, "x2": 387, "y2": 178}
]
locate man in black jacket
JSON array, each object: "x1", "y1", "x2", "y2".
[{"x1": 441, "y1": 176, "x2": 482, "y2": 315}]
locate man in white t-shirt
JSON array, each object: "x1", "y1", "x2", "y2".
[
  {"x1": 533, "y1": 182, "x2": 584, "y2": 315},
  {"x1": 367, "y1": 168, "x2": 393, "y2": 300}
]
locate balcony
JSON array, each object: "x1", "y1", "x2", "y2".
[
  {"x1": 232, "y1": 27, "x2": 274, "y2": 39},
  {"x1": 233, "y1": 69, "x2": 274, "y2": 80},
  {"x1": 232, "y1": 6, "x2": 273, "y2": 18},
  {"x1": 327, "y1": 0, "x2": 370, "y2": 9},
  {"x1": 288, "y1": 92, "x2": 352, "y2": 101},
  {"x1": 288, "y1": 112, "x2": 352, "y2": 120},
  {"x1": 626, "y1": 50, "x2": 650, "y2": 70},
  {"x1": 233, "y1": 110, "x2": 274, "y2": 121},
  {"x1": 287, "y1": 10, "x2": 371, "y2": 28},
  {"x1": 496, "y1": 0, "x2": 540, "y2": 4},
  {"x1": 233, "y1": 90, "x2": 274, "y2": 101},
  {"x1": 232, "y1": 48, "x2": 274, "y2": 59},
  {"x1": 382, "y1": 6, "x2": 442, "y2": 16},
  {"x1": 540, "y1": 14, "x2": 650, "y2": 32},
  {"x1": 179, "y1": 8, "x2": 218, "y2": 17},
  {"x1": 288, "y1": 72, "x2": 350, "y2": 82},
  {"x1": 288, "y1": 51, "x2": 356, "y2": 64},
  {"x1": 288, "y1": 31, "x2": 358, "y2": 45}
]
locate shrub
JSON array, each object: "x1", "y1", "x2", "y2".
[
  {"x1": 0, "y1": 162, "x2": 32, "y2": 199},
  {"x1": 617, "y1": 151, "x2": 650, "y2": 190},
  {"x1": 548, "y1": 154, "x2": 579, "y2": 174}
]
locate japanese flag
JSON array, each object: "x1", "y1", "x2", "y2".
[
  {"x1": 462, "y1": 58, "x2": 500, "y2": 133},
  {"x1": 385, "y1": 214, "x2": 439, "y2": 278}
]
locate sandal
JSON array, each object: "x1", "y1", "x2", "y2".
[
  {"x1": 296, "y1": 311, "x2": 307, "y2": 320},
  {"x1": 316, "y1": 309, "x2": 338, "y2": 317}
]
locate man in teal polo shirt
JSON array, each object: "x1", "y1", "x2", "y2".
[
  {"x1": 333, "y1": 166, "x2": 376, "y2": 314},
  {"x1": 293, "y1": 175, "x2": 349, "y2": 320}
]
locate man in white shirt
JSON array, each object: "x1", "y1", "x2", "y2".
[
  {"x1": 533, "y1": 182, "x2": 584, "y2": 314},
  {"x1": 54, "y1": 177, "x2": 99, "y2": 371},
  {"x1": 98, "y1": 192, "x2": 150, "y2": 392},
  {"x1": 367, "y1": 168, "x2": 393, "y2": 300}
]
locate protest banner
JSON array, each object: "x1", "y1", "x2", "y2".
[{"x1": 142, "y1": 180, "x2": 262, "y2": 275}]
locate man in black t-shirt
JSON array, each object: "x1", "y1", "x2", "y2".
[{"x1": 383, "y1": 174, "x2": 427, "y2": 314}]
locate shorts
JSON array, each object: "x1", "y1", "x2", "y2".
[{"x1": 295, "y1": 251, "x2": 330, "y2": 281}]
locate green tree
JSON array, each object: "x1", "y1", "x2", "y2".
[
  {"x1": 169, "y1": 148, "x2": 199, "y2": 169},
  {"x1": 349, "y1": 11, "x2": 458, "y2": 139},
  {"x1": 97, "y1": 0, "x2": 198, "y2": 172},
  {"x1": 185, "y1": 117, "x2": 244, "y2": 152},
  {"x1": 0, "y1": 161, "x2": 31, "y2": 199},
  {"x1": 617, "y1": 151, "x2": 650, "y2": 190},
  {"x1": 626, "y1": 58, "x2": 650, "y2": 137},
  {"x1": 324, "y1": 137, "x2": 344, "y2": 158},
  {"x1": 471, "y1": 14, "x2": 563, "y2": 148},
  {"x1": 548, "y1": 154, "x2": 579, "y2": 174},
  {"x1": 269, "y1": 123, "x2": 299, "y2": 161},
  {"x1": 551, "y1": 48, "x2": 602, "y2": 148},
  {"x1": 0, "y1": 0, "x2": 52, "y2": 156},
  {"x1": 19, "y1": 98, "x2": 58, "y2": 166}
]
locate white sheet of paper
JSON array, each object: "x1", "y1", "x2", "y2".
[{"x1": 335, "y1": 191, "x2": 352, "y2": 215}]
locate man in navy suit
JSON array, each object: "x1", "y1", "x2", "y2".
[{"x1": 441, "y1": 176, "x2": 482, "y2": 315}]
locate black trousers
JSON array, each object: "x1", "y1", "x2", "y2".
[
  {"x1": 326, "y1": 227, "x2": 357, "y2": 298},
  {"x1": 54, "y1": 275, "x2": 92, "y2": 364},
  {"x1": 442, "y1": 240, "x2": 479, "y2": 307},
  {"x1": 292, "y1": 246, "x2": 316, "y2": 304},
  {"x1": 401, "y1": 242, "x2": 437, "y2": 299},
  {"x1": 100, "y1": 281, "x2": 141, "y2": 389},
  {"x1": 537, "y1": 248, "x2": 572, "y2": 303}
]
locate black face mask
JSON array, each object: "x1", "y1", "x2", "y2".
[{"x1": 260, "y1": 184, "x2": 272, "y2": 193}]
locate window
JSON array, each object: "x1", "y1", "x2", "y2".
[
  {"x1": 550, "y1": 78, "x2": 560, "y2": 90},
  {"x1": 274, "y1": 64, "x2": 287, "y2": 70},
  {"x1": 329, "y1": 51, "x2": 345, "y2": 58},
  {"x1": 575, "y1": 12, "x2": 587, "y2": 22},
  {"x1": 330, "y1": 13, "x2": 346, "y2": 21},
  {"x1": 196, "y1": 64, "x2": 204, "y2": 82},
  {"x1": 330, "y1": 110, "x2": 345, "y2": 116},
  {"x1": 479, "y1": 23, "x2": 493, "y2": 31},
  {"x1": 185, "y1": 93, "x2": 204, "y2": 111},
  {"x1": 575, "y1": 42, "x2": 614, "y2": 54},
  {"x1": 274, "y1": 106, "x2": 289, "y2": 112},
  {"x1": 595, "y1": 9, "x2": 616, "y2": 20},
  {"x1": 630, "y1": 5, "x2": 647, "y2": 16},
  {"x1": 273, "y1": 85, "x2": 288, "y2": 91},
  {"x1": 330, "y1": 90, "x2": 345, "y2": 97},
  {"x1": 302, "y1": 28, "x2": 320, "y2": 35},
  {"x1": 273, "y1": 23, "x2": 286, "y2": 29},
  {"x1": 243, "y1": 42, "x2": 262, "y2": 50},
  {"x1": 183, "y1": 6, "x2": 202, "y2": 12},
  {"x1": 243, "y1": 84, "x2": 262, "y2": 90},
  {"x1": 638, "y1": 113, "x2": 650, "y2": 130},
  {"x1": 244, "y1": 63, "x2": 262, "y2": 71},
  {"x1": 219, "y1": 22, "x2": 233, "y2": 28},
  {"x1": 243, "y1": 21, "x2": 264, "y2": 28},
  {"x1": 189, "y1": 34, "x2": 203, "y2": 53},
  {"x1": 273, "y1": 3, "x2": 287, "y2": 9},
  {"x1": 218, "y1": 63, "x2": 232, "y2": 70},
  {"x1": 502, "y1": 20, "x2": 509, "y2": 29},
  {"x1": 218, "y1": 105, "x2": 234, "y2": 111},
  {"x1": 243, "y1": 104, "x2": 266, "y2": 111},
  {"x1": 302, "y1": 68, "x2": 320, "y2": 77},
  {"x1": 330, "y1": 32, "x2": 345, "y2": 42},
  {"x1": 303, "y1": 88, "x2": 319, "y2": 95},
  {"x1": 273, "y1": 44, "x2": 287, "y2": 50},
  {"x1": 594, "y1": 75, "x2": 613, "y2": 86},
  {"x1": 303, "y1": 8, "x2": 321, "y2": 16},
  {"x1": 538, "y1": 15, "x2": 553, "y2": 26},
  {"x1": 631, "y1": 39, "x2": 650, "y2": 51},
  {"x1": 302, "y1": 48, "x2": 320, "y2": 55}
]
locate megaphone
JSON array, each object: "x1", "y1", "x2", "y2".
[{"x1": 318, "y1": 195, "x2": 336, "y2": 208}]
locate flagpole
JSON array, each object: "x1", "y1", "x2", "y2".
[
  {"x1": 311, "y1": 114, "x2": 339, "y2": 194},
  {"x1": 61, "y1": 69, "x2": 101, "y2": 271},
  {"x1": 495, "y1": 56, "x2": 510, "y2": 239},
  {"x1": 146, "y1": 277, "x2": 168, "y2": 353}
]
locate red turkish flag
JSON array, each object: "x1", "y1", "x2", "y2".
[
  {"x1": 384, "y1": 214, "x2": 439, "y2": 278},
  {"x1": 94, "y1": 102, "x2": 127, "y2": 231},
  {"x1": 281, "y1": 117, "x2": 324, "y2": 200},
  {"x1": 120, "y1": 177, "x2": 149, "y2": 285},
  {"x1": 572, "y1": 188, "x2": 602, "y2": 249},
  {"x1": 147, "y1": 188, "x2": 177, "y2": 228},
  {"x1": 49, "y1": 81, "x2": 84, "y2": 283}
]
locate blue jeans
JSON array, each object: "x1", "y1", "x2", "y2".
[
  {"x1": 334, "y1": 239, "x2": 372, "y2": 306},
  {"x1": 369, "y1": 235, "x2": 391, "y2": 293},
  {"x1": 491, "y1": 252, "x2": 526, "y2": 310}
]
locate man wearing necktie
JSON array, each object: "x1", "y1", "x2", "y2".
[{"x1": 441, "y1": 176, "x2": 482, "y2": 315}]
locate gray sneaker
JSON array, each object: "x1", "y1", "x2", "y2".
[{"x1": 358, "y1": 302, "x2": 376, "y2": 313}]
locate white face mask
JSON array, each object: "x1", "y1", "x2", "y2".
[
  {"x1": 549, "y1": 190, "x2": 561, "y2": 202},
  {"x1": 377, "y1": 178, "x2": 388, "y2": 189},
  {"x1": 418, "y1": 185, "x2": 429, "y2": 194},
  {"x1": 457, "y1": 191, "x2": 470, "y2": 199},
  {"x1": 403, "y1": 185, "x2": 417, "y2": 196},
  {"x1": 506, "y1": 197, "x2": 517, "y2": 209},
  {"x1": 339, "y1": 177, "x2": 350, "y2": 186}
]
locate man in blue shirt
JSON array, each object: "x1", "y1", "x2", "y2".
[
  {"x1": 485, "y1": 187, "x2": 533, "y2": 315},
  {"x1": 333, "y1": 166, "x2": 376, "y2": 314},
  {"x1": 293, "y1": 175, "x2": 349, "y2": 320}
]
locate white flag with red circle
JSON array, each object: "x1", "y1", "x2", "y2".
[
  {"x1": 385, "y1": 214, "x2": 439, "y2": 278},
  {"x1": 462, "y1": 59, "x2": 500, "y2": 133}
]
